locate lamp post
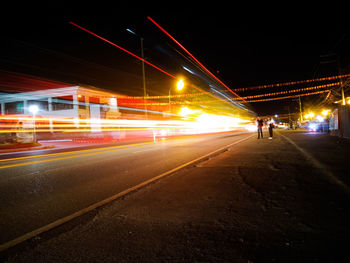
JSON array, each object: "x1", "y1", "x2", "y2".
[
  {"x1": 126, "y1": 28, "x2": 148, "y2": 119},
  {"x1": 28, "y1": 104, "x2": 39, "y2": 143}
]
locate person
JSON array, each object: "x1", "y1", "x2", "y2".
[
  {"x1": 268, "y1": 120, "x2": 274, "y2": 139},
  {"x1": 257, "y1": 118, "x2": 264, "y2": 139}
]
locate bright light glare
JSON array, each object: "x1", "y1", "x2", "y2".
[
  {"x1": 109, "y1": 98, "x2": 117, "y2": 106},
  {"x1": 245, "y1": 124, "x2": 257, "y2": 132},
  {"x1": 176, "y1": 79, "x2": 184, "y2": 91},
  {"x1": 321, "y1": 109, "x2": 330, "y2": 117},
  {"x1": 189, "y1": 113, "x2": 250, "y2": 133},
  {"x1": 309, "y1": 123, "x2": 318, "y2": 131},
  {"x1": 305, "y1": 112, "x2": 315, "y2": 119},
  {"x1": 28, "y1": 105, "x2": 39, "y2": 114},
  {"x1": 316, "y1": 115, "x2": 324, "y2": 122},
  {"x1": 178, "y1": 107, "x2": 200, "y2": 116}
]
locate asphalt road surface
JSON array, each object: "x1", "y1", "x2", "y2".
[
  {"x1": 0, "y1": 131, "x2": 251, "y2": 246},
  {"x1": 2, "y1": 130, "x2": 350, "y2": 262}
]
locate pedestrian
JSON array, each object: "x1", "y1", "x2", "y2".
[
  {"x1": 268, "y1": 120, "x2": 274, "y2": 139},
  {"x1": 257, "y1": 117, "x2": 264, "y2": 139}
]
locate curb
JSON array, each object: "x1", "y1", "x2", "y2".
[{"x1": 0, "y1": 145, "x2": 55, "y2": 154}]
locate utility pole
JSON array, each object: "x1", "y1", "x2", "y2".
[
  {"x1": 320, "y1": 52, "x2": 345, "y2": 104},
  {"x1": 298, "y1": 96, "x2": 303, "y2": 123},
  {"x1": 140, "y1": 38, "x2": 148, "y2": 119},
  {"x1": 337, "y1": 53, "x2": 346, "y2": 105},
  {"x1": 126, "y1": 28, "x2": 148, "y2": 119}
]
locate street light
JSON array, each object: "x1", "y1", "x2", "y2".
[
  {"x1": 169, "y1": 79, "x2": 185, "y2": 112},
  {"x1": 29, "y1": 104, "x2": 39, "y2": 143},
  {"x1": 176, "y1": 79, "x2": 184, "y2": 91},
  {"x1": 321, "y1": 109, "x2": 330, "y2": 117},
  {"x1": 305, "y1": 112, "x2": 315, "y2": 120}
]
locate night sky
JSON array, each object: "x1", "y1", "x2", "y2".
[{"x1": 1, "y1": 4, "x2": 349, "y2": 116}]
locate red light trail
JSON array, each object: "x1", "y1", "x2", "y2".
[
  {"x1": 147, "y1": 16, "x2": 246, "y2": 102},
  {"x1": 69, "y1": 22, "x2": 235, "y2": 106},
  {"x1": 69, "y1": 22, "x2": 176, "y2": 79}
]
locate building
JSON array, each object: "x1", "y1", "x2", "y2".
[
  {"x1": 329, "y1": 97, "x2": 350, "y2": 139},
  {"x1": 0, "y1": 86, "x2": 121, "y2": 132}
]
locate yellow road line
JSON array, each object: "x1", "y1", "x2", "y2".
[
  {"x1": 0, "y1": 141, "x2": 154, "y2": 164},
  {"x1": 0, "y1": 132, "x2": 245, "y2": 169},
  {"x1": 0, "y1": 143, "x2": 153, "y2": 170}
]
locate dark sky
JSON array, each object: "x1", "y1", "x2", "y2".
[{"x1": 1, "y1": 3, "x2": 349, "y2": 116}]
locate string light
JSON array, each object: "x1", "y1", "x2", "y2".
[
  {"x1": 241, "y1": 90, "x2": 331, "y2": 103},
  {"x1": 234, "y1": 82, "x2": 340, "y2": 100},
  {"x1": 231, "y1": 73, "x2": 350, "y2": 92}
]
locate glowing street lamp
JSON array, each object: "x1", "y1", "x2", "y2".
[
  {"x1": 321, "y1": 109, "x2": 330, "y2": 117},
  {"x1": 305, "y1": 112, "x2": 315, "y2": 120},
  {"x1": 178, "y1": 106, "x2": 200, "y2": 116},
  {"x1": 176, "y1": 79, "x2": 184, "y2": 91},
  {"x1": 169, "y1": 79, "x2": 185, "y2": 112},
  {"x1": 29, "y1": 105, "x2": 39, "y2": 142}
]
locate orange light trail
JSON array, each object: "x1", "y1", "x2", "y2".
[{"x1": 0, "y1": 114, "x2": 251, "y2": 135}]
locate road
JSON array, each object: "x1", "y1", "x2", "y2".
[
  {"x1": 0, "y1": 131, "x2": 252, "y2": 247},
  {"x1": 2, "y1": 129, "x2": 350, "y2": 262}
]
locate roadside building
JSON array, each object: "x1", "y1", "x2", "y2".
[
  {"x1": 0, "y1": 86, "x2": 121, "y2": 132},
  {"x1": 329, "y1": 97, "x2": 350, "y2": 139}
]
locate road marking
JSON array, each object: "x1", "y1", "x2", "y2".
[
  {"x1": 0, "y1": 133, "x2": 254, "y2": 252},
  {"x1": 0, "y1": 141, "x2": 155, "y2": 164},
  {"x1": 0, "y1": 132, "x2": 243, "y2": 164},
  {"x1": 0, "y1": 132, "x2": 248, "y2": 169},
  {"x1": 279, "y1": 131, "x2": 350, "y2": 194},
  {"x1": 132, "y1": 148, "x2": 153, "y2": 153},
  {"x1": 0, "y1": 143, "x2": 157, "y2": 170}
]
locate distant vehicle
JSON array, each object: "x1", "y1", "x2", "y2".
[{"x1": 308, "y1": 121, "x2": 329, "y2": 132}]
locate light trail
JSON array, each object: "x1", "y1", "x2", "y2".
[
  {"x1": 147, "y1": 16, "x2": 246, "y2": 102},
  {"x1": 0, "y1": 114, "x2": 252, "y2": 136},
  {"x1": 69, "y1": 22, "x2": 232, "y2": 106},
  {"x1": 69, "y1": 22, "x2": 176, "y2": 79}
]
